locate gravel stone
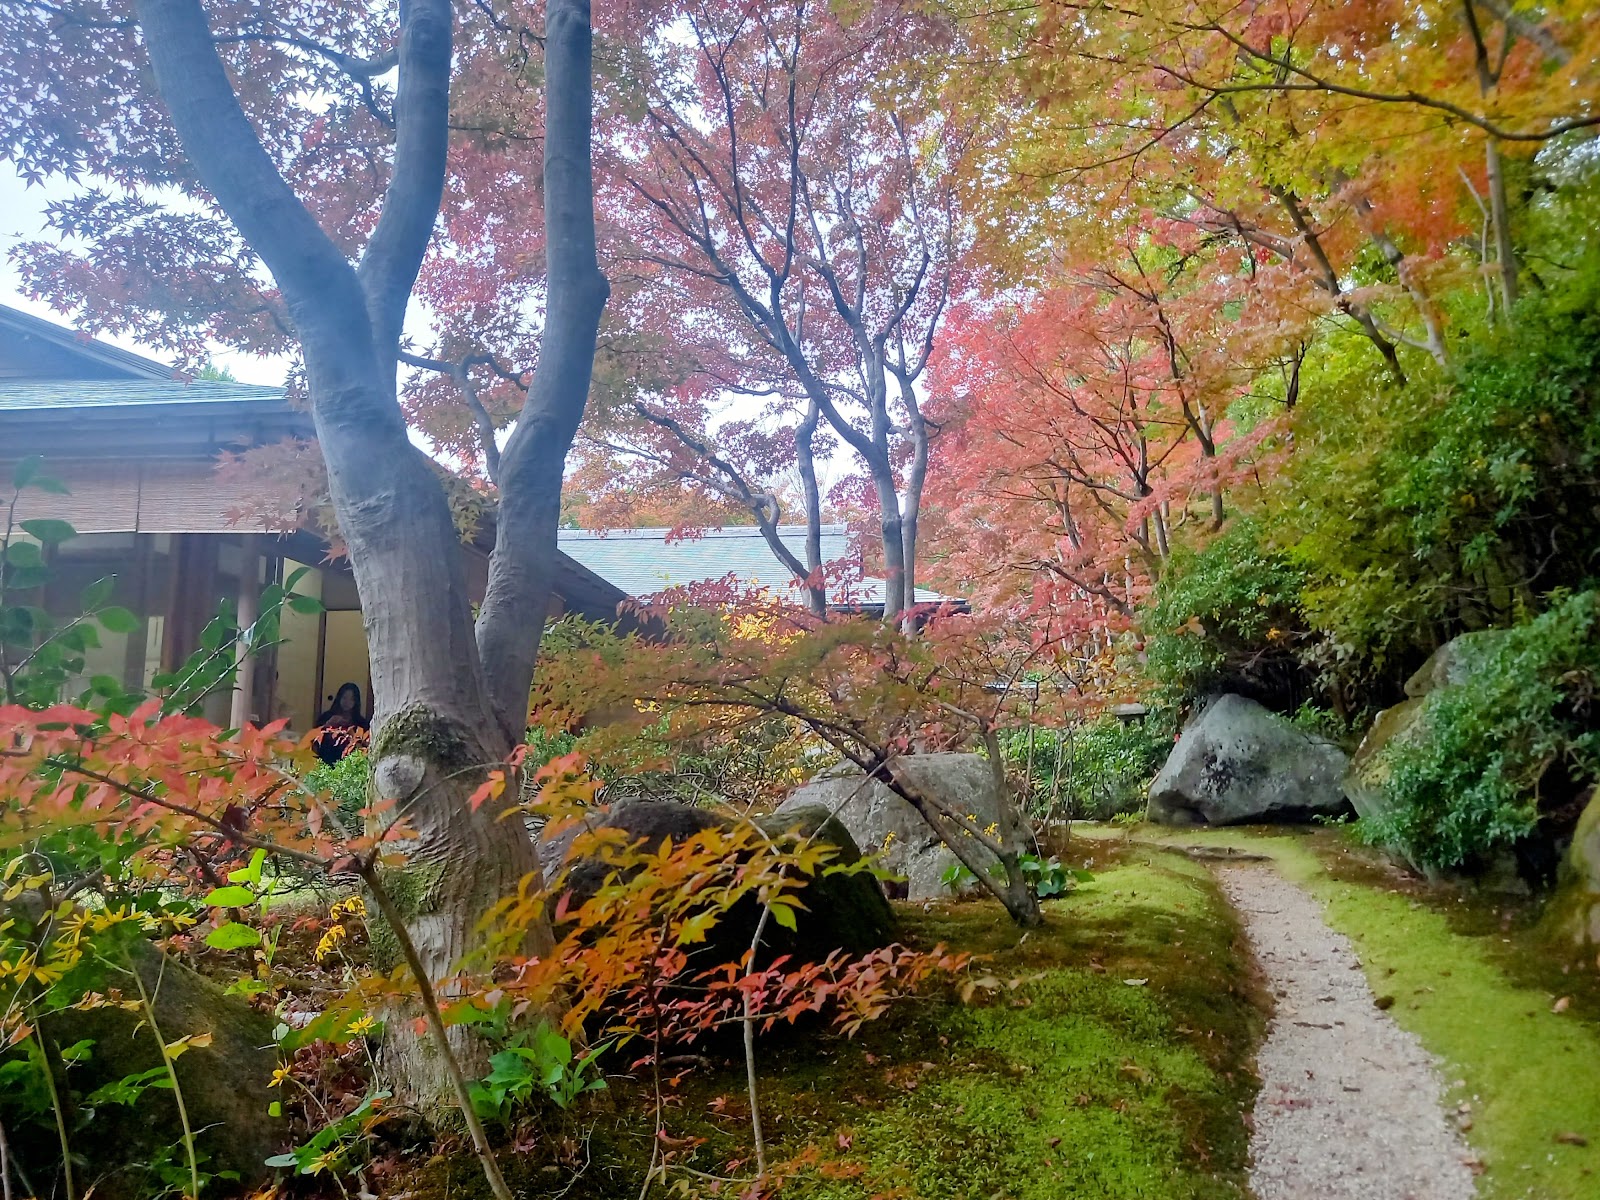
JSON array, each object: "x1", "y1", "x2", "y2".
[{"x1": 1216, "y1": 865, "x2": 1478, "y2": 1200}]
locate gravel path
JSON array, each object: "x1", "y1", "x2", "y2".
[{"x1": 1216, "y1": 865, "x2": 1478, "y2": 1200}]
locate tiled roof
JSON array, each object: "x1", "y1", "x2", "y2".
[
  {"x1": 0, "y1": 303, "x2": 175, "y2": 379},
  {"x1": 0, "y1": 379, "x2": 289, "y2": 410},
  {"x1": 556, "y1": 523, "x2": 952, "y2": 608}
]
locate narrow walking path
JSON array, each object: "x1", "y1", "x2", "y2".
[{"x1": 1216, "y1": 864, "x2": 1479, "y2": 1200}]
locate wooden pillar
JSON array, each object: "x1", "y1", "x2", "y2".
[{"x1": 230, "y1": 534, "x2": 261, "y2": 729}]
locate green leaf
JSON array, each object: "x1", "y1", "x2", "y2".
[
  {"x1": 56, "y1": 624, "x2": 94, "y2": 652},
  {"x1": 20, "y1": 518, "x2": 77, "y2": 545},
  {"x1": 5, "y1": 541, "x2": 43, "y2": 569},
  {"x1": 204, "y1": 921, "x2": 262, "y2": 950},
  {"x1": 4, "y1": 564, "x2": 49, "y2": 589},
  {"x1": 60, "y1": 1038, "x2": 96, "y2": 1064},
  {"x1": 89, "y1": 674, "x2": 125, "y2": 698},
  {"x1": 288, "y1": 593, "x2": 324, "y2": 615},
  {"x1": 12, "y1": 455, "x2": 43, "y2": 491},
  {"x1": 769, "y1": 901, "x2": 798, "y2": 931},
  {"x1": 202, "y1": 885, "x2": 257, "y2": 908},
  {"x1": 228, "y1": 848, "x2": 267, "y2": 886},
  {"x1": 81, "y1": 575, "x2": 116, "y2": 610},
  {"x1": 97, "y1": 606, "x2": 140, "y2": 634}
]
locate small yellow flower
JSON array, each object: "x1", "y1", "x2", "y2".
[
  {"x1": 314, "y1": 923, "x2": 347, "y2": 962},
  {"x1": 270, "y1": 1066, "x2": 292, "y2": 1088},
  {"x1": 348, "y1": 1015, "x2": 377, "y2": 1037},
  {"x1": 90, "y1": 906, "x2": 158, "y2": 933},
  {"x1": 330, "y1": 896, "x2": 366, "y2": 921}
]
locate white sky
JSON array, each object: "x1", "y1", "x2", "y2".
[{"x1": 1, "y1": 162, "x2": 289, "y2": 386}]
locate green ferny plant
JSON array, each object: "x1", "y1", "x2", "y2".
[{"x1": 467, "y1": 1022, "x2": 609, "y2": 1125}]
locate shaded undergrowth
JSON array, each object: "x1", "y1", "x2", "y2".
[{"x1": 407, "y1": 843, "x2": 1261, "y2": 1200}]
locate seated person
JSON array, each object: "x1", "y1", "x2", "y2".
[{"x1": 313, "y1": 681, "x2": 370, "y2": 765}]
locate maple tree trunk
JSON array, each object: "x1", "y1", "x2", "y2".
[
  {"x1": 1484, "y1": 139, "x2": 1520, "y2": 311},
  {"x1": 136, "y1": 0, "x2": 601, "y2": 1112},
  {"x1": 900, "y1": 394, "x2": 928, "y2": 623},
  {"x1": 795, "y1": 399, "x2": 827, "y2": 617},
  {"x1": 476, "y1": 0, "x2": 608, "y2": 727},
  {"x1": 870, "y1": 464, "x2": 908, "y2": 622}
]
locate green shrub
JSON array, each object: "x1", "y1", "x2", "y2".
[
  {"x1": 302, "y1": 750, "x2": 370, "y2": 831},
  {"x1": 1284, "y1": 274, "x2": 1600, "y2": 681},
  {"x1": 1361, "y1": 591, "x2": 1600, "y2": 869},
  {"x1": 1141, "y1": 518, "x2": 1310, "y2": 706},
  {"x1": 1004, "y1": 713, "x2": 1175, "y2": 821}
]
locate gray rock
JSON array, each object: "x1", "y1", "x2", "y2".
[
  {"x1": 778, "y1": 753, "x2": 1022, "y2": 901},
  {"x1": 31, "y1": 946, "x2": 284, "y2": 1197},
  {"x1": 1343, "y1": 629, "x2": 1510, "y2": 868},
  {"x1": 553, "y1": 798, "x2": 894, "y2": 962},
  {"x1": 1147, "y1": 695, "x2": 1350, "y2": 825},
  {"x1": 1343, "y1": 697, "x2": 1425, "y2": 827},
  {"x1": 1403, "y1": 630, "x2": 1506, "y2": 698},
  {"x1": 1546, "y1": 787, "x2": 1600, "y2": 952}
]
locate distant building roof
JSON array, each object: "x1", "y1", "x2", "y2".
[
  {"x1": 0, "y1": 378, "x2": 290, "y2": 410},
  {"x1": 0, "y1": 300, "x2": 634, "y2": 619},
  {"x1": 0, "y1": 303, "x2": 176, "y2": 380},
  {"x1": 556, "y1": 523, "x2": 954, "y2": 611}
]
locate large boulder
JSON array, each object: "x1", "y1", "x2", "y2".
[
  {"x1": 777, "y1": 753, "x2": 1022, "y2": 901},
  {"x1": 1402, "y1": 629, "x2": 1507, "y2": 698},
  {"x1": 1544, "y1": 788, "x2": 1600, "y2": 953},
  {"x1": 1147, "y1": 695, "x2": 1350, "y2": 825},
  {"x1": 553, "y1": 798, "x2": 894, "y2": 963},
  {"x1": 1343, "y1": 697, "x2": 1425, "y2": 826},
  {"x1": 26, "y1": 947, "x2": 284, "y2": 1198},
  {"x1": 1344, "y1": 630, "x2": 1512, "y2": 865}
]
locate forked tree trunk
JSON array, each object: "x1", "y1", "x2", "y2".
[{"x1": 136, "y1": 0, "x2": 605, "y2": 1109}]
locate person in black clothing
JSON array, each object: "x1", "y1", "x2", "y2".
[{"x1": 313, "y1": 681, "x2": 370, "y2": 765}]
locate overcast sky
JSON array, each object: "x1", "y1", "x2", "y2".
[{"x1": 1, "y1": 162, "x2": 288, "y2": 386}]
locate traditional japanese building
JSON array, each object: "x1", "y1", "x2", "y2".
[{"x1": 0, "y1": 302, "x2": 630, "y2": 731}]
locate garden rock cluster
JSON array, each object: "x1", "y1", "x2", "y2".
[
  {"x1": 1146, "y1": 695, "x2": 1350, "y2": 825},
  {"x1": 779, "y1": 753, "x2": 1020, "y2": 901}
]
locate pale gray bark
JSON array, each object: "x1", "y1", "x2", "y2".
[
  {"x1": 475, "y1": 0, "x2": 610, "y2": 734},
  {"x1": 134, "y1": 0, "x2": 604, "y2": 1109},
  {"x1": 630, "y1": 401, "x2": 828, "y2": 616}
]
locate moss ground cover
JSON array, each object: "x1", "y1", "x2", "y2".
[
  {"x1": 1101, "y1": 824, "x2": 1600, "y2": 1200},
  {"x1": 413, "y1": 842, "x2": 1260, "y2": 1200}
]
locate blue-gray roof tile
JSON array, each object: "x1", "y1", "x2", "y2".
[
  {"x1": 556, "y1": 524, "x2": 950, "y2": 608},
  {"x1": 0, "y1": 379, "x2": 289, "y2": 410}
]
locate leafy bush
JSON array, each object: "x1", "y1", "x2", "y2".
[
  {"x1": 1141, "y1": 519, "x2": 1311, "y2": 707},
  {"x1": 1003, "y1": 713, "x2": 1174, "y2": 821},
  {"x1": 1360, "y1": 591, "x2": 1600, "y2": 870},
  {"x1": 1283, "y1": 275, "x2": 1600, "y2": 682},
  {"x1": 941, "y1": 852, "x2": 1092, "y2": 899},
  {"x1": 302, "y1": 750, "x2": 370, "y2": 831}
]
